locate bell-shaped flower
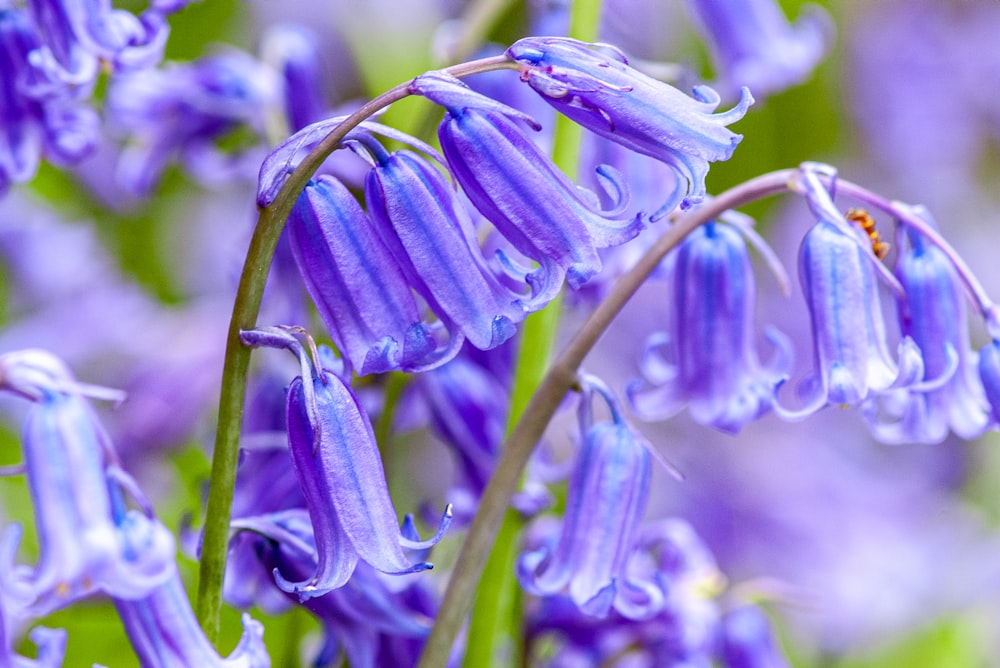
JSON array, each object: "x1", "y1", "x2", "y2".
[
  {"x1": 0, "y1": 349, "x2": 175, "y2": 616},
  {"x1": 364, "y1": 144, "x2": 538, "y2": 350},
  {"x1": 505, "y1": 37, "x2": 753, "y2": 213},
  {"x1": 233, "y1": 509, "x2": 435, "y2": 668},
  {"x1": 106, "y1": 48, "x2": 279, "y2": 195},
  {"x1": 411, "y1": 71, "x2": 643, "y2": 290},
  {"x1": 115, "y1": 568, "x2": 270, "y2": 667},
  {"x1": 980, "y1": 339, "x2": 1000, "y2": 427},
  {"x1": 776, "y1": 167, "x2": 925, "y2": 419},
  {"x1": 684, "y1": 0, "x2": 832, "y2": 100},
  {"x1": 717, "y1": 604, "x2": 791, "y2": 668},
  {"x1": 517, "y1": 375, "x2": 663, "y2": 620},
  {"x1": 241, "y1": 328, "x2": 451, "y2": 601},
  {"x1": 864, "y1": 227, "x2": 988, "y2": 443},
  {"x1": 628, "y1": 220, "x2": 791, "y2": 434},
  {"x1": 25, "y1": 0, "x2": 173, "y2": 85},
  {"x1": 0, "y1": 527, "x2": 67, "y2": 668},
  {"x1": 259, "y1": 24, "x2": 330, "y2": 133},
  {"x1": 0, "y1": 9, "x2": 99, "y2": 192},
  {"x1": 288, "y1": 175, "x2": 461, "y2": 375}
]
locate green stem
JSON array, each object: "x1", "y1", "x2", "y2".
[
  {"x1": 194, "y1": 54, "x2": 517, "y2": 644},
  {"x1": 417, "y1": 169, "x2": 801, "y2": 668}
]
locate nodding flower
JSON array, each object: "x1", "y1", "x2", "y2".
[
  {"x1": 505, "y1": 36, "x2": 753, "y2": 215},
  {"x1": 362, "y1": 141, "x2": 533, "y2": 351},
  {"x1": 0, "y1": 349, "x2": 175, "y2": 617},
  {"x1": 628, "y1": 220, "x2": 792, "y2": 434},
  {"x1": 864, "y1": 224, "x2": 988, "y2": 444},
  {"x1": 684, "y1": 0, "x2": 832, "y2": 101},
  {"x1": 517, "y1": 375, "x2": 664, "y2": 620},
  {"x1": 776, "y1": 165, "x2": 925, "y2": 419},
  {"x1": 287, "y1": 174, "x2": 459, "y2": 375},
  {"x1": 240, "y1": 327, "x2": 451, "y2": 602},
  {"x1": 411, "y1": 71, "x2": 643, "y2": 291}
]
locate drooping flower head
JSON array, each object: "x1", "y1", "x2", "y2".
[
  {"x1": 411, "y1": 70, "x2": 643, "y2": 290},
  {"x1": 864, "y1": 220, "x2": 988, "y2": 444},
  {"x1": 361, "y1": 139, "x2": 535, "y2": 350},
  {"x1": 517, "y1": 374, "x2": 663, "y2": 620},
  {"x1": 240, "y1": 327, "x2": 451, "y2": 601},
  {"x1": 0, "y1": 349, "x2": 175, "y2": 616},
  {"x1": 684, "y1": 0, "x2": 832, "y2": 100},
  {"x1": 628, "y1": 219, "x2": 792, "y2": 434},
  {"x1": 505, "y1": 36, "x2": 753, "y2": 214},
  {"x1": 776, "y1": 165, "x2": 925, "y2": 419},
  {"x1": 287, "y1": 173, "x2": 461, "y2": 375}
]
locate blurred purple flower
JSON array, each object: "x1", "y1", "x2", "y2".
[
  {"x1": 412, "y1": 70, "x2": 643, "y2": 291},
  {"x1": 978, "y1": 339, "x2": 1000, "y2": 427},
  {"x1": 628, "y1": 221, "x2": 791, "y2": 434},
  {"x1": 717, "y1": 605, "x2": 791, "y2": 668},
  {"x1": 115, "y1": 569, "x2": 270, "y2": 667},
  {"x1": 0, "y1": 8, "x2": 99, "y2": 193},
  {"x1": 106, "y1": 48, "x2": 279, "y2": 195},
  {"x1": 505, "y1": 36, "x2": 753, "y2": 214},
  {"x1": 684, "y1": 0, "x2": 832, "y2": 100},
  {"x1": 518, "y1": 375, "x2": 663, "y2": 620},
  {"x1": 0, "y1": 349, "x2": 175, "y2": 616},
  {"x1": 259, "y1": 23, "x2": 330, "y2": 133}
]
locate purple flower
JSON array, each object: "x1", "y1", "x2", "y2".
[
  {"x1": 0, "y1": 527, "x2": 67, "y2": 668},
  {"x1": 288, "y1": 175, "x2": 460, "y2": 374},
  {"x1": 505, "y1": 36, "x2": 753, "y2": 213},
  {"x1": 776, "y1": 166, "x2": 925, "y2": 419},
  {"x1": 240, "y1": 328, "x2": 451, "y2": 600},
  {"x1": 684, "y1": 0, "x2": 832, "y2": 100},
  {"x1": 981, "y1": 339, "x2": 1000, "y2": 428},
  {"x1": 259, "y1": 24, "x2": 330, "y2": 133},
  {"x1": 0, "y1": 349, "x2": 175, "y2": 615},
  {"x1": 717, "y1": 605, "x2": 791, "y2": 668},
  {"x1": 628, "y1": 221, "x2": 792, "y2": 434},
  {"x1": 0, "y1": 8, "x2": 99, "y2": 192},
  {"x1": 106, "y1": 48, "x2": 278, "y2": 195},
  {"x1": 517, "y1": 375, "x2": 663, "y2": 620},
  {"x1": 864, "y1": 226, "x2": 989, "y2": 443},
  {"x1": 115, "y1": 569, "x2": 270, "y2": 667},
  {"x1": 233, "y1": 510, "x2": 435, "y2": 668},
  {"x1": 411, "y1": 71, "x2": 643, "y2": 290},
  {"x1": 364, "y1": 144, "x2": 538, "y2": 351}
]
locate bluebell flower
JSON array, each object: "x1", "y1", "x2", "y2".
[
  {"x1": 776, "y1": 166, "x2": 925, "y2": 419},
  {"x1": 517, "y1": 375, "x2": 663, "y2": 620},
  {"x1": 233, "y1": 510, "x2": 436, "y2": 668},
  {"x1": 411, "y1": 71, "x2": 643, "y2": 290},
  {"x1": 106, "y1": 48, "x2": 278, "y2": 195},
  {"x1": 259, "y1": 24, "x2": 331, "y2": 133},
  {"x1": 364, "y1": 143, "x2": 538, "y2": 351},
  {"x1": 505, "y1": 37, "x2": 753, "y2": 213},
  {"x1": 978, "y1": 339, "x2": 1000, "y2": 427},
  {"x1": 25, "y1": 0, "x2": 174, "y2": 84},
  {"x1": 0, "y1": 349, "x2": 175, "y2": 616},
  {"x1": 0, "y1": 8, "x2": 99, "y2": 192},
  {"x1": 240, "y1": 328, "x2": 451, "y2": 600},
  {"x1": 0, "y1": 527, "x2": 67, "y2": 668},
  {"x1": 115, "y1": 569, "x2": 270, "y2": 667},
  {"x1": 864, "y1": 226, "x2": 988, "y2": 443},
  {"x1": 288, "y1": 175, "x2": 460, "y2": 374},
  {"x1": 684, "y1": 0, "x2": 832, "y2": 100},
  {"x1": 717, "y1": 605, "x2": 791, "y2": 668},
  {"x1": 628, "y1": 221, "x2": 792, "y2": 434}
]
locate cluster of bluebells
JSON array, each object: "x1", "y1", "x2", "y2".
[
  {"x1": 3, "y1": 0, "x2": 1000, "y2": 665},
  {"x1": 0, "y1": 349, "x2": 268, "y2": 666},
  {"x1": 0, "y1": 0, "x2": 192, "y2": 193}
]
